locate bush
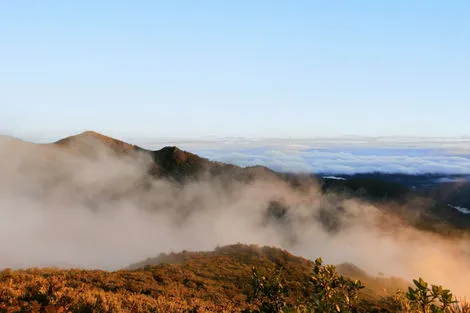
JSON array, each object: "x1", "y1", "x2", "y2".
[
  {"x1": 393, "y1": 277, "x2": 457, "y2": 313},
  {"x1": 305, "y1": 258, "x2": 364, "y2": 313},
  {"x1": 244, "y1": 266, "x2": 289, "y2": 313},
  {"x1": 245, "y1": 258, "x2": 365, "y2": 313}
]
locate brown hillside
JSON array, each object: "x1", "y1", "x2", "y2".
[
  {"x1": 0, "y1": 244, "x2": 411, "y2": 313},
  {"x1": 127, "y1": 244, "x2": 410, "y2": 300}
]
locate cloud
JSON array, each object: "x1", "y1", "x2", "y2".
[
  {"x1": 129, "y1": 137, "x2": 470, "y2": 174},
  {"x1": 30, "y1": 134, "x2": 470, "y2": 175},
  {"x1": 185, "y1": 148, "x2": 470, "y2": 175},
  {"x1": 2, "y1": 136, "x2": 470, "y2": 297}
]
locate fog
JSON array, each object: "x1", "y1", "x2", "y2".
[{"x1": 1, "y1": 135, "x2": 470, "y2": 297}]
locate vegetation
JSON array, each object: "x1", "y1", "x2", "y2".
[
  {"x1": 243, "y1": 266, "x2": 288, "y2": 313},
  {"x1": 0, "y1": 244, "x2": 468, "y2": 313},
  {"x1": 392, "y1": 277, "x2": 458, "y2": 313}
]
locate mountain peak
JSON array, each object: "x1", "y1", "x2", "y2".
[
  {"x1": 156, "y1": 146, "x2": 197, "y2": 163},
  {"x1": 78, "y1": 130, "x2": 106, "y2": 138},
  {"x1": 55, "y1": 130, "x2": 138, "y2": 153},
  {"x1": 60, "y1": 130, "x2": 118, "y2": 141},
  {"x1": 149, "y1": 145, "x2": 207, "y2": 179}
]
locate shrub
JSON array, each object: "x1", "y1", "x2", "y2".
[
  {"x1": 393, "y1": 277, "x2": 457, "y2": 313},
  {"x1": 244, "y1": 266, "x2": 289, "y2": 313},
  {"x1": 305, "y1": 257, "x2": 364, "y2": 313}
]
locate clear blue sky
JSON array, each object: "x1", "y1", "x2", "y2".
[{"x1": 1, "y1": 1, "x2": 469, "y2": 139}]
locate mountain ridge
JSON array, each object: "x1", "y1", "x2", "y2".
[{"x1": 1, "y1": 130, "x2": 269, "y2": 182}]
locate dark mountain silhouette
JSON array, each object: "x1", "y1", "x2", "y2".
[{"x1": 321, "y1": 176, "x2": 410, "y2": 200}]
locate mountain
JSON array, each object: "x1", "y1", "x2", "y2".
[
  {"x1": 51, "y1": 131, "x2": 279, "y2": 183},
  {"x1": 4, "y1": 130, "x2": 470, "y2": 234}
]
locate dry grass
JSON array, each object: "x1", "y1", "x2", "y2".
[{"x1": 3, "y1": 244, "x2": 465, "y2": 313}]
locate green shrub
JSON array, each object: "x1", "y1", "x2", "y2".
[
  {"x1": 244, "y1": 266, "x2": 289, "y2": 313},
  {"x1": 305, "y1": 257, "x2": 364, "y2": 313},
  {"x1": 245, "y1": 258, "x2": 365, "y2": 313},
  {"x1": 403, "y1": 277, "x2": 455, "y2": 313}
]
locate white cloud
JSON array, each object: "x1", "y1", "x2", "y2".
[{"x1": 131, "y1": 137, "x2": 470, "y2": 174}]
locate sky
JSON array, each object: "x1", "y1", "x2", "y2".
[{"x1": 1, "y1": 1, "x2": 469, "y2": 139}]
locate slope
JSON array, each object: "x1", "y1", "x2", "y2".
[{"x1": 0, "y1": 244, "x2": 410, "y2": 313}]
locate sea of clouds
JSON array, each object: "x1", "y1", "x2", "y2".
[{"x1": 131, "y1": 136, "x2": 470, "y2": 175}]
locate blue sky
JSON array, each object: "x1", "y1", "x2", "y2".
[{"x1": 1, "y1": 1, "x2": 469, "y2": 139}]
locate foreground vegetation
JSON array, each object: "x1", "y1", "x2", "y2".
[{"x1": 0, "y1": 244, "x2": 467, "y2": 313}]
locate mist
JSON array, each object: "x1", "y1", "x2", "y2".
[{"x1": 1, "y1": 135, "x2": 470, "y2": 297}]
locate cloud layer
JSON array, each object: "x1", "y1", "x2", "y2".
[{"x1": 128, "y1": 137, "x2": 470, "y2": 174}]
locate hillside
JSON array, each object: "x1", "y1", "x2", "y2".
[
  {"x1": 0, "y1": 244, "x2": 412, "y2": 313},
  {"x1": 126, "y1": 244, "x2": 410, "y2": 299}
]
